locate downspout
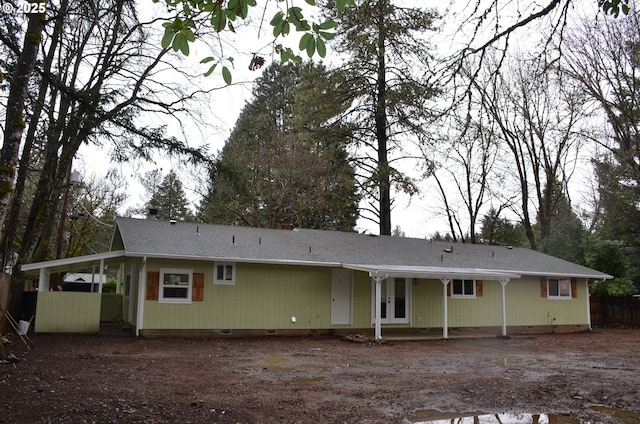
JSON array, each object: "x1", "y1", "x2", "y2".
[
  {"x1": 135, "y1": 256, "x2": 147, "y2": 337},
  {"x1": 441, "y1": 278, "x2": 450, "y2": 339},
  {"x1": 499, "y1": 279, "x2": 509, "y2": 336}
]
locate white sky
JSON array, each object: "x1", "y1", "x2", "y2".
[{"x1": 74, "y1": 0, "x2": 601, "y2": 239}]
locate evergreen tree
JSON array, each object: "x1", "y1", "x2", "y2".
[
  {"x1": 146, "y1": 170, "x2": 194, "y2": 221},
  {"x1": 323, "y1": 0, "x2": 439, "y2": 235},
  {"x1": 198, "y1": 62, "x2": 359, "y2": 230}
]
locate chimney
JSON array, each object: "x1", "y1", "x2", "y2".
[
  {"x1": 148, "y1": 208, "x2": 158, "y2": 220},
  {"x1": 277, "y1": 223, "x2": 295, "y2": 230}
]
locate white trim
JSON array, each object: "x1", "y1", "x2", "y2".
[
  {"x1": 450, "y1": 278, "x2": 476, "y2": 298},
  {"x1": 159, "y1": 268, "x2": 193, "y2": 304},
  {"x1": 346, "y1": 264, "x2": 521, "y2": 281},
  {"x1": 213, "y1": 262, "x2": 236, "y2": 285},
  {"x1": 21, "y1": 250, "x2": 127, "y2": 272},
  {"x1": 547, "y1": 277, "x2": 573, "y2": 299}
]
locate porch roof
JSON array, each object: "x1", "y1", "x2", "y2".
[{"x1": 343, "y1": 264, "x2": 521, "y2": 281}]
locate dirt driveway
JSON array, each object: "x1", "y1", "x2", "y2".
[{"x1": 1, "y1": 328, "x2": 640, "y2": 423}]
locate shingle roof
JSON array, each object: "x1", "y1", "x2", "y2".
[{"x1": 112, "y1": 218, "x2": 612, "y2": 280}]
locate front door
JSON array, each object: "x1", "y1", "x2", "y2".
[
  {"x1": 331, "y1": 269, "x2": 352, "y2": 325},
  {"x1": 373, "y1": 278, "x2": 410, "y2": 324}
]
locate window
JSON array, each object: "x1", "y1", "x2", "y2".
[
  {"x1": 124, "y1": 274, "x2": 131, "y2": 298},
  {"x1": 452, "y1": 279, "x2": 475, "y2": 298},
  {"x1": 548, "y1": 278, "x2": 571, "y2": 299},
  {"x1": 214, "y1": 262, "x2": 236, "y2": 285},
  {"x1": 160, "y1": 268, "x2": 192, "y2": 303}
]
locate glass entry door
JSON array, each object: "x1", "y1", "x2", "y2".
[{"x1": 374, "y1": 278, "x2": 410, "y2": 324}]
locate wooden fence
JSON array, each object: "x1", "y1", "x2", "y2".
[{"x1": 590, "y1": 296, "x2": 640, "y2": 327}]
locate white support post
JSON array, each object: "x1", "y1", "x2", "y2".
[
  {"x1": 373, "y1": 276, "x2": 384, "y2": 340},
  {"x1": 99, "y1": 259, "x2": 105, "y2": 293},
  {"x1": 441, "y1": 279, "x2": 450, "y2": 339},
  {"x1": 586, "y1": 280, "x2": 592, "y2": 330},
  {"x1": 39, "y1": 268, "x2": 51, "y2": 291},
  {"x1": 499, "y1": 279, "x2": 510, "y2": 336},
  {"x1": 136, "y1": 257, "x2": 147, "y2": 337}
]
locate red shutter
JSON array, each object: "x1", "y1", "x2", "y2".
[
  {"x1": 146, "y1": 271, "x2": 159, "y2": 300},
  {"x1": 540, "y1": 277, "x2": 547, "y2": 298},
  {"x1": 476, "y1": 280, "x2": 483, "y2": 297},
  {"x1": 571, "y1": 278, "x2": 577, "y2": 298},
  {"x1": 192, "y1": 273, "x2": 205, "y2": 301}
]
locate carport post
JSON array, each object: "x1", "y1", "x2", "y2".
[
  {"x1": 441, "y1": 279, "x2": 450, "y2": 339},
  {"x1": 39, "y1": 268, "x2": 51, "y2": 291},
  {"x1": 499, "y1": 279, "x2": 509, "y2": 336}
]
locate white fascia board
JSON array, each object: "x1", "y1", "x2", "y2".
[
  {"x1": 20, "y1": 250, "x2": 127, "y2": 273},
  {"x1": 343, "y1": 264, "x2": 521, "y2": 281},
  {"x1": 123, "y1": 252, "x2": 342, "y2": 268},
  {"x1": 504, "y1": 270, "x2": 613, "y2": 280}
]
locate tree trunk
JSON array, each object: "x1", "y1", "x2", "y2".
[
  {"x1": 0, "y1": 7, "x2": 46, "y2": 236},
  {"x1": 375, "y1": 0, "x2": 391, "y2": 236}
]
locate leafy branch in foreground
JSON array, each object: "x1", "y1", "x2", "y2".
[{"x1": 156, "y1": 0, "x2": 353, "y2": 82}]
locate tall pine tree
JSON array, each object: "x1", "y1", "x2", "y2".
[{"x1": 198, "y1": 62, "x2": 359, "y2": 231}]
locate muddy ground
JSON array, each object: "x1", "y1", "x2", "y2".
[{"x1": 1, "y1": 328, "x2": 640, "y2": 423}]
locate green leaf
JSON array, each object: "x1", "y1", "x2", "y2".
[
  {"x1": 211, "y1": 8, "x2": 226, "y2": 32},
  {"x1": 182, "y1": 28, "x2": 195, "y2": 43},
  {"x1": 316, "y1": 36, "x2": 326, "y2": 57},
  {"x1": 270, "y1": 11, "x2": 284, "y2": 27},
  {"x1": 306, "y1": 37, "x2": 315, "y2": 57},
  {"x1": 336, "y1": 0, "x2": 356, "y2": 11},
  {"x1": 299, "y1": 33, "x2": 313, "y2": 51},
  {"x1": 179, "y1": 36, "x2": 190, "y2": 56},
  {"x1": 203, "y1": 63, "x2": 217, "y2": 77},
  {"x1": 304, "y1": 0, "x2": 316, "y2": 5},
  {"x1": 319, "y1": 31, "x2": 334, "y2": 41},
  {"x1": 161, "y1": 27, "x2": 175, "y2": 49},
  {"x1": 318, "y1": 19, "x2": 336, "y2": 30},
  {"x1": 222, "y1": 66, "x2": 232, "y2": 84},
  {"x1": 200, "y1": 56, "x2": 215, "y2": 64}
]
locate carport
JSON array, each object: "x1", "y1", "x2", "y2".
[{"x1": 20, "y1": 251, "x2": 127, "y2": 333}]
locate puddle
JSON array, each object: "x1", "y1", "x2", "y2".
[
  {"x1": 592, "y1": 406, "x2": 640, "y2": 424},
  {"x1": 408, "y1": 410, "x2": 579, "y2": 423}
]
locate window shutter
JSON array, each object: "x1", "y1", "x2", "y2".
[
  {"x1": 146, "y1": 271, "x2": 159, "y2": 300},
  {"x1": 476, "y1": 280, "x2": 483, "y2": 297},
  {"x1": 447, "y1": 281, "x2": 451, "y2": 297},
  {"x1": 192, "y1": 273, "x2": 205, "y2": 301},
  {"x1": 571, "y1": 278, "x2": 577, "y2": 298},
  {"x1": 540, "y1": 277, "x2": 547, "y2": 298}
]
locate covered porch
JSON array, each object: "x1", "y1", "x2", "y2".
[{"x1": 344, "y1": 264, "x2": 521, "y2": 341}]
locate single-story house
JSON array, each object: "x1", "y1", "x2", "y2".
[{"x1": 21, "y1": 217, "x2": 612, "y2": 338}]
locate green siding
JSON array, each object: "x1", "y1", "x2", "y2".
[
  {"x1": 143, "y1": 260, "x2": 333, "y2": 330},
  {"x1": 35, "y1": 292, "x2": 101, "y2": 333},
  {"x1": 352, "y1": 271, "x2": 373, "y2": 327},
  {"x1": 412, "y1": 277, "x2": 589, "y2": 328},
  {"x1": 140, "y1": 259, "x2": 590, "y2": 331}
]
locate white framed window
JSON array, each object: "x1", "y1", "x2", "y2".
[
  {"x1": 548, "y1": 278, "x2": 571, "y2": 299},
  {"x1": 214, "y1": 262, "x2": 236, "y2": 285},
  {"x1": 452, "y1": 279, "x2": 476, "y2": 298},
  {"x1": 159, "y1": 268, "x2": 192, "y2": 303}
]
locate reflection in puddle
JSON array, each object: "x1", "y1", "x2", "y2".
[{"x1": 409, "y1": 410, "x2": 579, "y2": 423}]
